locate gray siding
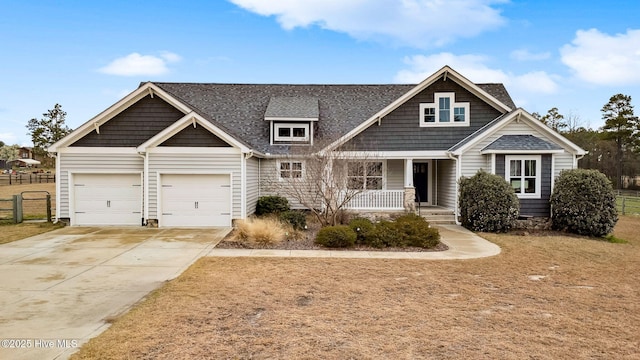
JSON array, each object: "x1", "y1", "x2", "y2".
[
  {"x1": 71, "y1": 95, "x2": 185, "y2": 147},
  {"x1": 160, "y1": 125, "x2": 232, "y2": 147},
  {"x1": 436, "y1": 159, "x2": 456, "y2": 209},
  {"x1": 259, "y1": 158, "x2": 322, "y2": 210},
  {"x1": 344, "y1": 78, "x2": 504, "y2": 151},
  {"x1": 245, "y1": 157, "x2": 260, "y2": 216},
  {"x1": 147, "y1": 152, "x2": 242, "y2": 219},
  {"x1": 386, "y1": 159, "x2": 404, "y2": 190},
  {"x1": 58, "y1": 152, "x2": 144, "y2": 218},
  {"x1": 497, "y1": 154, "x2": 552, "y2": 217}
]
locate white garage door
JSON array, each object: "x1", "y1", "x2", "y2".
[
  {"x1": 74, "y1": 174, "x2": 142, "y2": 226},
  {"x1": 160, "y1": 174, "x2": 231, "y2": 227}
]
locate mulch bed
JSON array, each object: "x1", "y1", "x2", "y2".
[{"x1": 216, "y1": 223, "x2": 449, "y2": 252}]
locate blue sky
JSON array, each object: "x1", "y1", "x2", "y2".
[{"x1": 1, "y1": 0, "x2": 639, "y2": 146}]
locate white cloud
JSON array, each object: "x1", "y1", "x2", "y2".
[
  {"x1": 560, "y1": 28, "x2": 640, "y2": 85},
  {"x1": 229, "y1": 0, "x2": 507, "y2": 48},
  {"x1": 0, "y1": 132, "x2": 18, "y2": 145},
  {"x1": 99, "y1": 52, "x2": 182, "y2": 76},
  {"x1": 394, "y1": 53, "x2": 508, "y2": 83},
  {"x1": 394, "y1": 52, "x2": 559, "y2": 98},
  {"x1": 510, "y1": 49, "x2": 551, "y2": 61}
]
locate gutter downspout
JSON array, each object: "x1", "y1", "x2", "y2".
[
  {"x1": 53, "y1": 153, "x2": 60, "y2": 223},
  {"x1": 447, "y1": 152, "x2": 462, "y2": 225},
  {"x1": 138, "y1": 152, "x2": 147, "y2": 226},
  {"x1": 240, "y1": 151, "x2": 254, "y2": 220}
]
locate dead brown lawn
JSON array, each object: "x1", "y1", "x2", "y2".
[
  {"x1": 72, "y1": 216, "x2": 640, "y2": 360},
  {"x1": 0, "y1": 183, "x2": 59, "y2": 243},
  {"x1": 0, "y1": 182, "x2": 56, "y2": 219},
  {"x1": 0, "y1": 222, "x2": 65, "y2": 244}
]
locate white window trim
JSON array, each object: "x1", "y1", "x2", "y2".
[
  {"x1": 277, "y1": 160, "x2": 305, "y2": 181},
  {"x1": 274, "y1": 123, "x2": 310, "y2": 142},
  {"x1": 419, "y1": 92, "x2": 470, "y2": 127},
  {"x1": 505, "y1": 155, "x2": 542, "y2": 199},
  {"x1": 345, "y1": 160, "x2": 387, "y2": 190}
]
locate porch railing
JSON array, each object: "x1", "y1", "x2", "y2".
[{"x1": 342, "y1": 190, "x2": 405, "y2": 210}]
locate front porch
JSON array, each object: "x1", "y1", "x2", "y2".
[{"x1": 341, "y1": 158, "x2": 457, "y2": 218}]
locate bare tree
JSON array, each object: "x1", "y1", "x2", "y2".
[{"x1": 263, "y1": 143, "x2": 378, "y2": 226}]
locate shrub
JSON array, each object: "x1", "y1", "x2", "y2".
[
  {"x1": 280, "y1": 210, "x2": 307, "y2": 231},
  {"x1": 255, "y1": 195, "x2": 290, "y2": 216},
  {"x1": 393, "y1": 213, "x2": 440, "y2": 248},
  {"x1": 315, "y1": 225, "x2": 356, "y2": 248},
  {"x1": 365, "y1": 220, "x2": 402, "y2": 248},
  {"x1": 459, "y1": 170, "x2": 519, "y2": 232},
  {"x1": 348, "y1": 217, "x2": 375, "y2": 244},
  {"x1": 234, "y1": 217, "x2": 286, "y2": 245},
  {"x1": 550, "y1": 169, "x2": 618, "y2": 237}
]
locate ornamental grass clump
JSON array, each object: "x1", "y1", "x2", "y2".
[
  {"x1": 234, "y1": 217, "x2": 286, "y2": 246},
  {"x1": 550, "y1": 169, "x2": 617, "y2": 237},
  {"x1": 459, "y1": 170, "x2": 519, "y2": 232}
]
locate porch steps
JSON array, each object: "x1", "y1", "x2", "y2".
[{"x1": 417, "y1": 208, "x2": 457, "y2": 225}]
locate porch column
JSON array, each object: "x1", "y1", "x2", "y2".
[
  {"x1": 404, "y1": 159, "x2": 413, "y2": 187},
  {"x1": 404, "y1": 159, "x2": 416, "y2": 212}
]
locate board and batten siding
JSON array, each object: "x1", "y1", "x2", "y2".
[
  {"x1": 57, "y1": 151, "x2": 144, "y2": 219},
  {"x1": 435, "y1": 159, "x2": 456, "y2": 209},
  {"x1": 147, "y1": 152, "x2": 242, "y2": 220},
  {"x1": 245, "y1": 157, "x2": 260, "y2": 216}
]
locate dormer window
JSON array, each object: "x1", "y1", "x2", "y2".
[
  {"x1": 419, "y1": 92, "x2": 469, "y2": 127},
  {"x1": 265, "y1": 96, "x2": 319, "y2": 145},
  {"x1": 274, "y1": 123, "x2": 309, "y2": 142}
]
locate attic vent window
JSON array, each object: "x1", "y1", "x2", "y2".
[{"x1": 419, "y1": 92, "x2": 469, "y2": 127}]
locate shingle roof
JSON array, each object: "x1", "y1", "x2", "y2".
[
  {"x1": 153, "y1": 82, "x2": 515, "y2": 155},
  {"x1": 265, "y1": 96, "x2": 319, "y2": 119},
  {"x1": 482, "y1": 135, "x2": 563, "y2": 151},
  {"x1": 477, "y1": 84, "x2": 516, "y2": 110}
]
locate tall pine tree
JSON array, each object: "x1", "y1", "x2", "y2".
[
  {"x1": 26, "y1": 104, "x2": 71, "y2": 167},
  {"x1": 601, "y1": 94, "x2": 639, "y2": 188}
]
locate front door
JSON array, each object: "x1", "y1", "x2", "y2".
[{"x1": 413, "y1": 162, "x2": 429, "y2": 204}]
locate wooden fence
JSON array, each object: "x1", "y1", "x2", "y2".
[
  {"x1": 0, "y1": 173, "x2": 55, "y2": 185},
  {"x1": 0, "y1": 191, "x2": 53, "y2": 223},
  {"x1": 617, "y1": 196, "x2": 640, "y2": 216},
  {"x1": 0, "y1": 195, "x2": 23, "y2": 223}
]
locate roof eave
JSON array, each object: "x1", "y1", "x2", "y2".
[{"x1": 480, "y1": 149, "x2": 565, "y2": 154}]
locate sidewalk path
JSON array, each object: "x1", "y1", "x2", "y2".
[{"x1": 208, "y1": 224, "x2": 500, "y2": 260}]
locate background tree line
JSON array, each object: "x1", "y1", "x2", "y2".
[{"x1": 532, "y1": 94, "x2": 639, "y2": 190}]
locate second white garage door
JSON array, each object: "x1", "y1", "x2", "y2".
[{"x1": 160, "y1": 174, "x2": 231, "y2": 227}]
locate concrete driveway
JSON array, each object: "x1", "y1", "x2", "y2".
[{"x1": 0, "y1": 226, "x2": 229, "y2": 360}]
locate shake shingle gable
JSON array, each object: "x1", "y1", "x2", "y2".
[{"x1": 152, "y1": 82, "x2": 515, "y2": 155}]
